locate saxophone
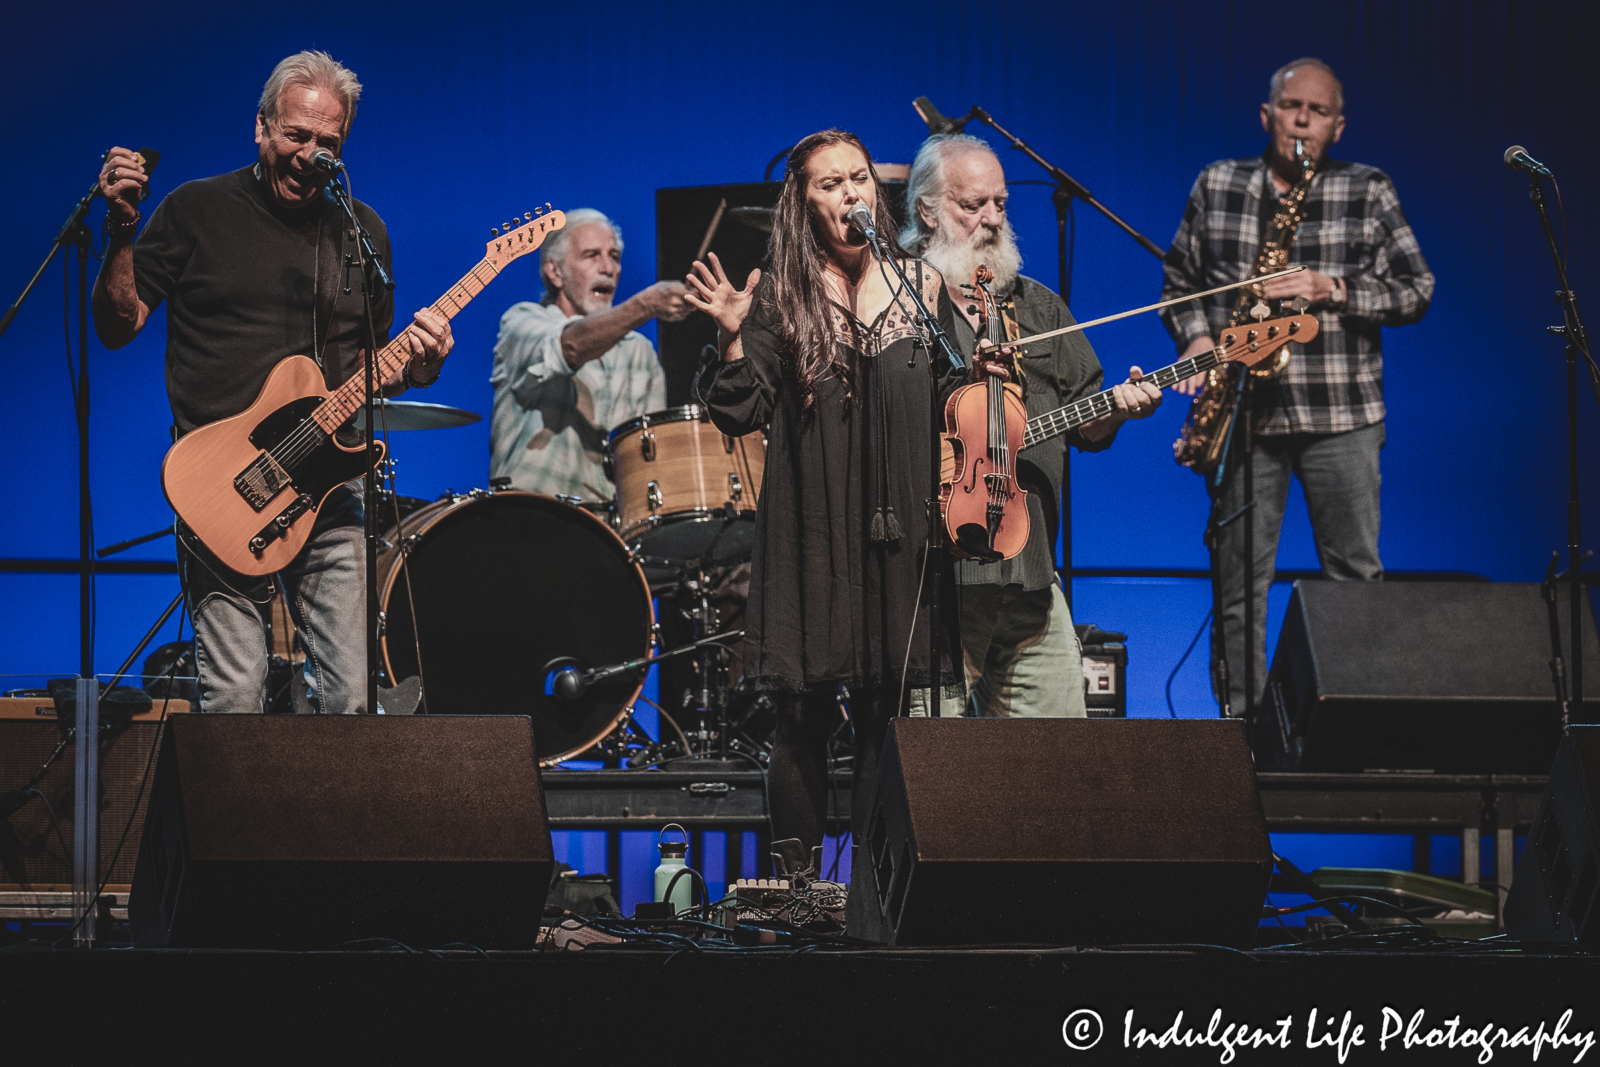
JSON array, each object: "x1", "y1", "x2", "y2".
[{"x1": 1173, "y1": 140, "x2": 1318, "y2": 474}]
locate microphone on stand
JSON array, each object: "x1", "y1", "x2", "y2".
[
  {"x1": 845, "y1": 203, "x2": 882, "y2": 257},
  {"x1": 311, "y1": 149, "x2": 344, "y2": 176},
  {"x1": 913, "y1": 97, "x2": 969, "y2": 135},
  {"x1": 1503, "y1": 145, "x2": 1553, "y2": 178}
]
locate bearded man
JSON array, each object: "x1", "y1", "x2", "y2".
[
  {"x1": 902, "y1": 134, "x2": 1161, "y2": 718},
  {"x1": 491, "y1": 208, "x2": 691, "y2": 500}
]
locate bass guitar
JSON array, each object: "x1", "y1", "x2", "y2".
[
  {"x1": 162, "y1": 206, "x2": 565, "y2": 576},
  {"x1": 1019, "y1": 312, "x2": 1318, "y2": 451}
]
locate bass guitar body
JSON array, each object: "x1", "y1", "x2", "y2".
[
  {"x1": 940, "y1": 378, "x2": 1030, "y2": 562},
  {"x1": 161, "y1": 355, "x2": 383, "y2": 577}
]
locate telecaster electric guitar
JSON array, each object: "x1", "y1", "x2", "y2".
[
  {"x1": 939, "y1": 313, "x2": 1319, "y2": 481},
  {"x1": 163, "y1": 206, "x2": 566, "y2": 576}
]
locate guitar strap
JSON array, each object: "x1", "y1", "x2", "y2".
[{"x1": 312, "y1": 207, "x2": 342, "y2": 380}]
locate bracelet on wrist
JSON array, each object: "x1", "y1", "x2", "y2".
[
  {"x1": 104, "y1": 210, "x2": 141, "y2": 242},
  {"x1": 402, "y1": 359, "x2": 437, "y2": 390}
]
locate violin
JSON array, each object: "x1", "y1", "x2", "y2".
[{"x1": 939, "y1": 265, "x2": 1029, "y2": 562}]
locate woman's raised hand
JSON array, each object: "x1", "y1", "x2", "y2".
[{"x1": 685, "y1": 252, "x2": 761, "y2": 336}]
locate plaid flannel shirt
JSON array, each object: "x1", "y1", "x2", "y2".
[
  {"x1": 489, "y1": 301, "x2": 666, "y2": 501},
  {"x1": 1159, "y1": 153, "x2": 1434, "y2": 435}
]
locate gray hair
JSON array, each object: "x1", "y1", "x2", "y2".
[
  {"x1": 539, "y1": 209, "x2": 625, "y2": 305},
  {"x1": 1268, "y1": 57, "x2": 1344, "y2": 114},
  {"x1": 900, "y1": 133, "x2": 998, "y2": 256},
  {"x1": 259, "y1": 51, "x2": 363, "y2": 139}
]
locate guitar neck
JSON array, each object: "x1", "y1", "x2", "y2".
[
  {"x1": 311, "y1": 258, "x2": 501, "y2": 432},
  {"x1": 1022, "y1": 345, "x2": 1226, "y2": 449}
]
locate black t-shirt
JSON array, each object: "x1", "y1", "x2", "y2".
[{"x1": 133, "y1": 165, "x2": 394, "y2": 435}]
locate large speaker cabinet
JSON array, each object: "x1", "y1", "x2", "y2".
[
  {"x1": 849, "y1": 718, "x2": 1273, "y2": 947},
  {"x1": 130, "y1": 715, "x2": 552, "y2": 949},
  {"x1": 1505, "y1": 726, "x2": 1600, "y2": 947},
  {"x1": 1257, "y1": 581, "x2": 1598, "y2": 772}
]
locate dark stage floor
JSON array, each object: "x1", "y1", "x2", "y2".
[{"x1": 3, "y1": 940, "x2": 1595, "y2": 1062}]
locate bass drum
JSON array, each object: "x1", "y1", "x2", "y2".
[{"x1": 377, "y1": 491, "x2": 654, "y2": 765}]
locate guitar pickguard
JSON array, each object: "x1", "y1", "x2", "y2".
[{"x1": 241, "y1": 396, "x2": 379, "y2": 521}]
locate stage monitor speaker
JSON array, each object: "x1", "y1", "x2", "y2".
[
  {"x1": 848, "y1": 718, "x2": 1273, "y2": 947},
  {"x1": 129, "y1": 716, "x2": 552, "y2": 949},
  {"x1": 654, "y1": 179, "x2": 909, "y2": 405},
  {"x1": 1256, "y1": 581, "x2": 1598, "y2": 773},
  {"x1": 1505, "y1": 726, "x2": 1600, "y2": 947}
]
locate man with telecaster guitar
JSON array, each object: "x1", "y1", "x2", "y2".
[
  {"x1": 901, "y1": 134, "x2": 1163, "y2": 718},
  {"x1": 1161, "y1": 58, "x2": 1434, "y2": 719},
  {"x1": 91, "y1": 50, "x2": 455, "y2": 715}
]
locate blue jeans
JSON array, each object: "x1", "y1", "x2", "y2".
[
  {"x1": 180, "y1": 485, "x2": 368, "y2": 714},
  {"x1": 1211, "y1": 421, "x2": 1385, "y2": 717}
]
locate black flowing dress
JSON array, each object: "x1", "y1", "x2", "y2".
[{"x1": 698, "y1": 262, "x2": 964, "y2": 696}]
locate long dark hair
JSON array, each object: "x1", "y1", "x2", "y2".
[{"x1": 764, "y1": 129, "x2": 908, "y2": 408}]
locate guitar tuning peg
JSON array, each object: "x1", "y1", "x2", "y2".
[
  {"x1": 1250, "y1": 301, "x2": 1270, "y2": 322},
  {"x1": 542, "y1": 202, "x2": 552, "y2": 214},
  {"x1": 504, "y1": 222, "x2": 513, "y2": 233},
  {"x1": 491, "y1": 227, "x2": 499, "y2": 238},
  {"x1": 1290, "y1": 295, "x2": 1310, "y2": 311},
  {"x1": 523, "y1": 212, "x2": 533, "y2": 222}
]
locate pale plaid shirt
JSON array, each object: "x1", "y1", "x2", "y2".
[
  {"x1": 1160, "y1": 154, "x2": 1434, "y2": 435},
  {"x1": 490, "y1": 301, "x2": 666, "y2": 501}
]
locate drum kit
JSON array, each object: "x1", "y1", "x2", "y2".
[
  {"x1": 365, "y1": 401, "x2": 770, "y2": 768},
  {"x1": 92, "y1": 398, "x2": 773, "y2": 763}
]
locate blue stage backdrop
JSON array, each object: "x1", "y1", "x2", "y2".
[{"x1": 1, "y1": 1, "x2": 1595, "y2": 909}]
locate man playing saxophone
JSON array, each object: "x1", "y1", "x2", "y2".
[{"x1": 1160, "y1": 58, "x2": 1435, "y2": 718}]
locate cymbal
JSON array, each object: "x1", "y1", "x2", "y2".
[
  {"x1": 352, "y1": 400, "x2": 482, "y2": 431},
  {"x1": 727, "y1": 206, "x2": 774, "y2": 234}
]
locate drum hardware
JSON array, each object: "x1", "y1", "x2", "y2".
[
  {"x1": 647, "y1": 482, "x2": 663, "y2": 511},
  {"x1": 545, "y1": 628, "x2": 743, "y2": 703},
  {"x1": 639, "y1": 430, "x2": 656, "y2": 461},
  {"x1": 728, "y1": 473, "x2": 743, "y2": 502}
]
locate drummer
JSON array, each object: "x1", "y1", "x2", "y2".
[{"x1": 490, "y1": 208, "x2": 693, "y2": 501}]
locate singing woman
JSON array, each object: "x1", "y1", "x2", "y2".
[{"x1": 689, "y1": 129, "x2": 976, "y2": 881}]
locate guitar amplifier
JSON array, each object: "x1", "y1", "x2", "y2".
[
  {"x1": 1077, "y1": 625, "x2": 1127, "y2": 718},
  {"x1": 0, "y1": 716, "x2": 183, "y2": 890}
]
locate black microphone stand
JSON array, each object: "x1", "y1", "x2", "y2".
[
  {"x1": 1524, "y1": 171, "x2": 1598, "y2": 720},
  {"x1": 1, "y1": 166, "x2": 108, "y2": 682},
  {"x1": 949, "y1": 106, "x2": 1168, "y2": 616},
  {"x1": 856, "y1": 219, "x2": 966, "y2": 718},
  {"x1": 324, "y1": 166, "x2": 393, "y2": 718}
]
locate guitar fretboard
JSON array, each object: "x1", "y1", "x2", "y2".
[
  {"x1": 311, "y1": 259, "x2": 501, "y2": 433},
  {"x1": 1021, "y1": 346, "x2": 1225, "y2": 448}
]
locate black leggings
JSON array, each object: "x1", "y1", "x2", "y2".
[{"x1": 766, "y1": 686, "x2": 895, "y2": 856}]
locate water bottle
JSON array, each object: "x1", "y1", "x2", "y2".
[{"x1": 654, "y1": 823, "x2": 693, "y2": 914}]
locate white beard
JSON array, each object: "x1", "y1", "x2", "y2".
[{"x1": 921, "y1": 218, "x2": 1024, "y2": 299}]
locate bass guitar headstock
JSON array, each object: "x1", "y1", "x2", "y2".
[
  {"x1": 1216, "y1": 313, "x2": 1320, "y2": 371},
  {"x1": 486, "y1": 205, "x2": 566, "y2": 271}
]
